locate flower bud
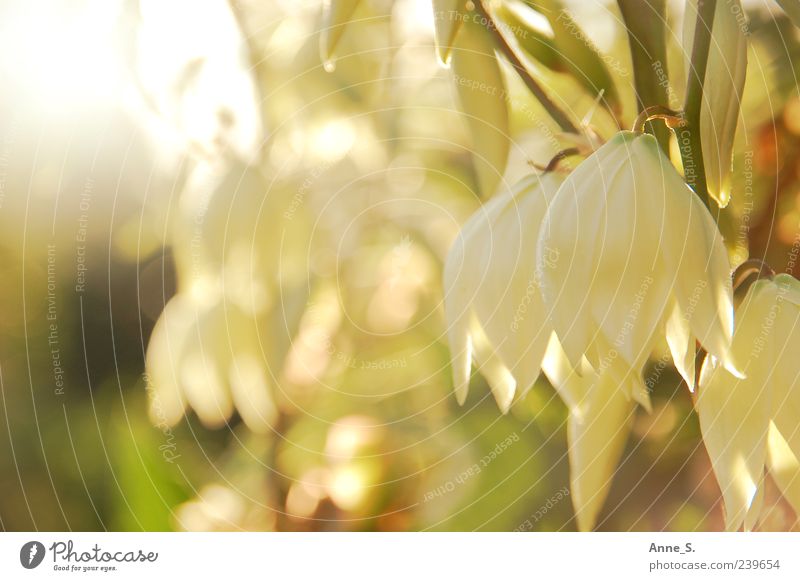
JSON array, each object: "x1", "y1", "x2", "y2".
[{"x1": 684, "y1": 0, "x2": 748, "y2": 207}]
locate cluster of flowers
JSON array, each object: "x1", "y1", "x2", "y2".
[{"x1": 444, "y1": 131, "x2": 800, "y2": 531}]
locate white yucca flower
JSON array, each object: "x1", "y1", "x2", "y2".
[
  {"x1": 536, "y1": 131, "x2": 740, "y2": 394},
  {"x1": 684, "y1": 0, "x2": 748, "y2": 208},
  {"x1": 146, "y1": 293, "x2": 278, "y2": 433},
  {"x1": 145, "y1": 160, "x2": 304, "y2": 433},
  {"x1": 443, "y1": 172, "x2": 647, "y2": 531},
  {"x1": 443, "y1": 173, "x2": 562, "y2": 412},
  {"x1": 697, "y1": 274, "x2": 800, "y2": 530}
]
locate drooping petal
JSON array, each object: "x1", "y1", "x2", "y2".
[
  {"x1": 542, "y1": 333, "x2": 589, "y2": 411},
  {"x1": 567, "y1": 363, "x2": 635, "y2": 531},
  {"x1": 588, "y1": 333, "x2": 652, "y2": 412},
  {"x1": 472, "y1": 174, "x2": 562, "y2": 395},
  {"x1": 660, "y1": 147, "x2": 738, "y2": 376},
  {"x1": 588, "y1": 135, "x2": 672, "y2": 372},
  {"x1": 745, "y1": 476, "x2": 765, "y2": 532},
  {"x1": 443, "y1": 174, "x2": 562, "y2": 409},
  {"x1": 537, "y1": 132, "x2": 632, "y2": 368},
  {"x1": 665, "y1": 300, "x2": 696, "y2": 391},
  {"x1": 542, "y1": 334, "x2": 639, "y2": 531},
  {"x1": 443, "y1": 226, "x2": 473, "y2": 405},
  {"x1": 229, "y1": 353, "x2": 278, "y2": 434},
  {"x1": 145, "y1": 295, "x2": 193, "y2": 426},
  {"x1": 224, "y1": 306, "x2": 278, "y2": 434},
  {"x1": 179, "y1": 303, "x2": 236, "y2": 428},
  {"x1": 766, "y1": 422, "x2": 800, "y2": 518},
  {"x1": 696, "y1": 281, "x2": 776, "y2": 531},
  {"x1": 468, "y1": 314, "x2": 518, "y2": 413}
]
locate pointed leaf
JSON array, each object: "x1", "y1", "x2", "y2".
[
  {"x1": 527, "y1": 0, "x2": 621, "y2": 114},
  {"x1": 433, "y1": 0, "x2": 465, "y2": 66},
  {"x1": 495, "y1": 2, "x2": 564, "y2": 72},
  {"x1": 451, "y1": 20, "x2": 510, "y2": 196},
  {"x1": 320, "y1": 0, "x2": 363, "y2": 65}
]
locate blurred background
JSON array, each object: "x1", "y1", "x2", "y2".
[{"x1": 1, "y1": 0, "x2": 799, "y2": 531}]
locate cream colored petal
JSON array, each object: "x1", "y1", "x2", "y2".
[
  {"x1": 568, "y1": 365, "x2": 635, "y2": 531},
  {"x1": 665, "y1": 300, "x2": 696, "y2": 391},
  {"x1": 145, "y1": 296, "x2": 192, "y2": 426},
  {"x1": 538, "y1": 133, "x2": 632, "y2": 367},
  {"x1": 660, "y1": 155, "x2": 737, "y2": 375},
  {"x1": 468, "y1": 315, "x2": 517, "y2": 413},
  {"x1": 588, "y1": 138, "x2": 671, "y2": 371},
  {"x1": 587, "y1": 333, "x2": 651, "y2": 411},
  {"x1": 443, "y1": 174, "x2": 562, "y2": 409},
  {"x1": 229, "y1": 354, "x2": 277, "y2": 434},
  {"x1": 696, "y1": 283, "x2": 776, "y2": 531},
  {"x1": 744, "y1": 476, "x2": 765, "y2": 532},
  {"x1": 443, "y1": 220, "x2": 474, "y2": 405},
  {"x1": 220, "y1": 302, "x2": 277, "y2": 433},
  {"x1": 608, "y1": 352, "x2": 652, "y2": 413},
  {"x1": 542, "y1": 333, "x2": 588, "y2": 411},
  {"x1": 179, "y1": 303, "x2": 235, "y2": 428},
  {"x1": 684, "y1": 0, "x2": 747, "y2": 208},
  {"x1": 767, "y1": 422, "x2": 800, "y2": 519},
  {"x1": 472, "y1": 175, "x2": 561, "y2": 395},
  {"x1": 181, "y1": 353, "x2": 233, "y2": 428},
  {"x1": 629, "y1": 374, "x2": 653, "y2": 414},
  {"x1": 698, "y1": 352, "x2": 717, "y2": 388},
  {"x1": 543, "y1": 334, "x2": 640, "y2": 530},
  {"x1": 449, "y1": 321, "x2": 473, "y2": 407}
]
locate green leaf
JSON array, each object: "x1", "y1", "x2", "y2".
[
  {"x1": 433, "y1": 0, "x2": 466, "y2": 66},
  {"x1": 451, "y1": 20, "x2": 510, "y2": 196},
  {"x1": 526, "y1": 0, "x2": 622, "y2": 114},
  {"x1": 494, "y1": 2, "x2": 565, "y2": 72},
  {"x1": 320, "y1": 0, "x2": 363, "y2": 66}
]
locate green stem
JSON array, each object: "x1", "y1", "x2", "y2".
[
  {"x1": 732, "y1": 258, "x2": 776, "y2": 293},
  {"x1": 680, "y1": 0, "x2": 717, "y2": 209},
  {"x1": 474, "y1": 0, "x2": 579, "y2": 134},
  {"x1": 617, "y1": 0, "x2": 671, "y2": 153},
  {"x1": 632, "y1": 106, "x2": 685, "y2": 133}
]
